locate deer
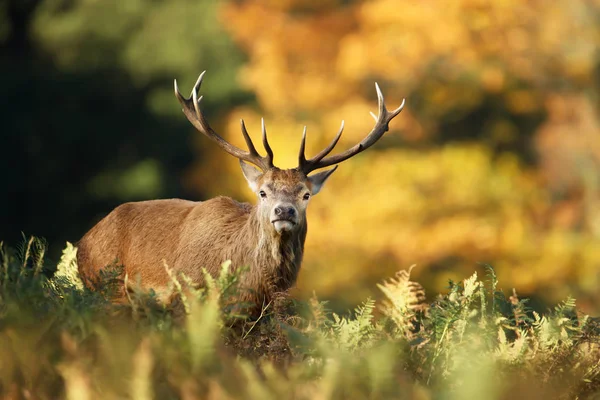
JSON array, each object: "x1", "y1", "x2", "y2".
[{"x1": 76, "y1": 71, "x2": 405, "y2": 312}]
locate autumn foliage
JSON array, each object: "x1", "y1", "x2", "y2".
[
  {"x1": 183, "y1": 0, "x2": 600, "y2": 311},
  {"x1": 3, "y1": 0, "x2": 598, "y2": 313}
]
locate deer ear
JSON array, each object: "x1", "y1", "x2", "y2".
[
  {"x1": 308, "y1": 166, "x2": 338, "y2": 195},
  {"x1": 240, "y1": 160, "x2": 263, "y2": 192}
]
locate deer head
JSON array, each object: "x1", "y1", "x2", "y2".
[
  {"x1": 174, "y1": 71, "x2": 405, "y2": 235},
  {"x1": 238, "y1": 163, "x2": 333, "y2": 234}
]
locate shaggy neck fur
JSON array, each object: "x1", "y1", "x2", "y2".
[{"x1": 243, "y1": 205, "x2": 307, "y2": 298}]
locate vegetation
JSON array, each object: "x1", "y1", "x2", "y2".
[{"x1": 1, "y1": 237, "x2": 599, "y2": 399}]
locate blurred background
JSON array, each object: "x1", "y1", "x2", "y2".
[{"x1": 1, "y1": 0, "x2": 599, "y2": 313}]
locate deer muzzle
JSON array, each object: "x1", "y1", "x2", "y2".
[{"x1": 271, "y1": 204, "x2": 298, "y2": 233}]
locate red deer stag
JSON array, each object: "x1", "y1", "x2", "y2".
[{"x1": 77, "y1": 71, "x2": 405, "y2": 309}]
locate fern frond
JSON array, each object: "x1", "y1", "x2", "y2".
[
  {"x1": 377, "y1": 265, "x2": 427, "y2": 337},
  {"x1": 53, "y1": 242, "x2": 84, "y2": 291}
]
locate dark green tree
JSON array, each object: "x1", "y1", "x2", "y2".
[{"x1": 0, "y1": 0, "x2": 249, "y2": 260}]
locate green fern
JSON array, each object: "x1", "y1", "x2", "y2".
[
  {"x1": 1, "y1": 239, "x2": 600, "y2": 399},
  {"x1": 330, "y1": 298, "x2": 376, "y2": 351},
  {"x1": 51, "y1": 242, "x2": 84, "y2": 292}
]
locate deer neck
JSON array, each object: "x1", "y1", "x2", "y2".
[{"x1": 246, "y1": 206, "x2": 307, "y2": 284}]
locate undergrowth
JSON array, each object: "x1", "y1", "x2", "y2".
[{"x1": 1, "y1": 236, "x2": 599, "y2": 399}]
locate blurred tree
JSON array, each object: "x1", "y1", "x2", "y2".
[
  {"x1": 0, "y1": 0, "x2": 248, "y2": 260},
  {"x1": 215, "y1": 0, "x2": 600, "y2": 311}
]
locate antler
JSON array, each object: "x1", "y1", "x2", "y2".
[
  {"x1": 297, "y1": 83, "x2": 405, "y2": 175},
  {"x1": 174, "y1": 71, "x2": 275, "y2": 171}
]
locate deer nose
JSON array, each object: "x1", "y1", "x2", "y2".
[{"x1": 274, "y1": 205, "x2": 296, "y2": 218}]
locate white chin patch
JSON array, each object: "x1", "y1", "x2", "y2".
[{"x1": 273, "y1": 220, "x2": 294, "y2": 233}]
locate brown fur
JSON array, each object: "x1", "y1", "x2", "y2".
[{"x1": 77, "y1": 168, "x2": 313, "y2": 310}]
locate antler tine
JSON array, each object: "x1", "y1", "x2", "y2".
[
  {"x1": 240, "y1": 119, "x2": 260, "y2": 156},
  {"x1": 311, "y1": 120, "x2": 345, "y2": 162},
  {"x1": 297, "y1": 121, "x2": 344, "y2": 170},
  {"x1": 261, "y1": 118, "x2": 275, "y2": 168},
  {"x1": 174, "y1": 72, "x2": 274, "y2": 171},
  {"x1": 298, "y1": 126, "x2": 308, "y2": 165},
  {"x1": 297, "y1": 83, "x2": 405, "y2": 175},
  {"x1": 192, "y1": 70, "x2": 206, "y2": 100},
  {"x1": 191, "y1": 77, "x2": 203, "y2": 120}
]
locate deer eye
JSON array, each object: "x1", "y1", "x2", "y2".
[
  {"x1": 303, "y1": 193, "x2": 310, "y2": 200},
  {"x1": 259, "y1": 190, "x2": 267, "y2": 198}
]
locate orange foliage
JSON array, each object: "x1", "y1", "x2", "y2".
[{"x1": 190, "y1": 0, "x2": 600, "y2": 310}]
